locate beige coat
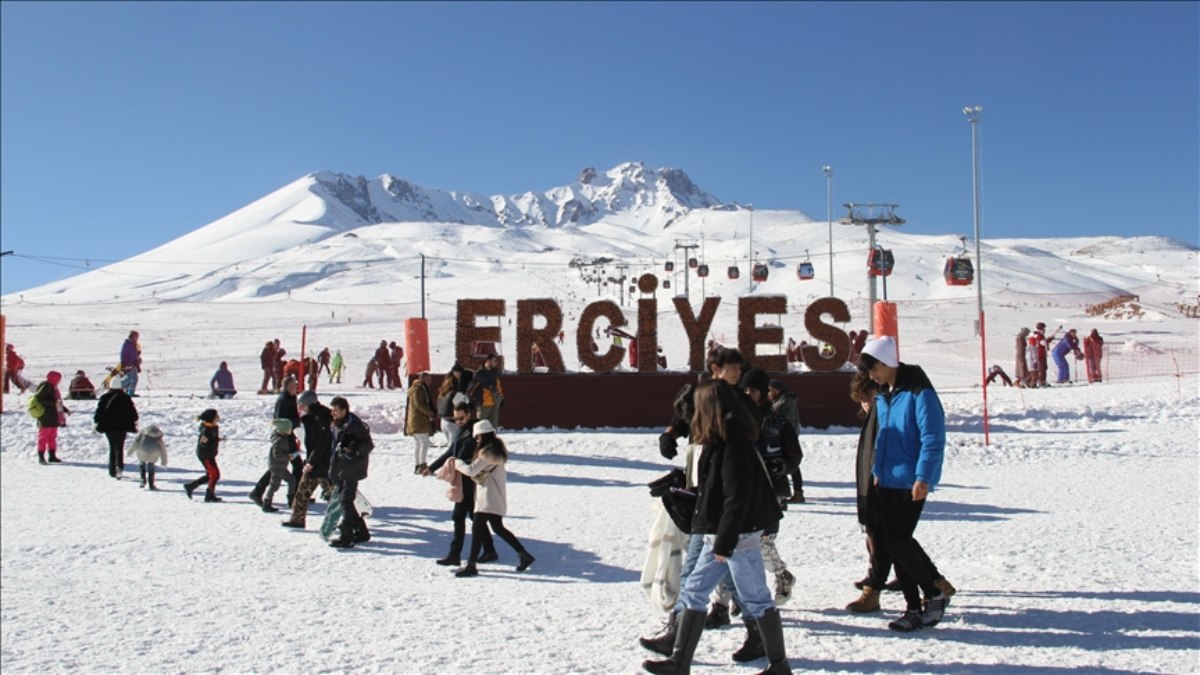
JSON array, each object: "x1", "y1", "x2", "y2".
[
  {"x1": 455, "y1": 445, "x2": 507, "y2": 516},
  {"x1": 405, "y1": 381, "x2": 434, "y2": 435}
]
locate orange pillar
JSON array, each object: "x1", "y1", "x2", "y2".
[
  {"x1": 873, "y1": 301, "x2": 899, "y2": 359},
  {"x1": 404, "y1": 318, "x2": 430, "y2": 376}
]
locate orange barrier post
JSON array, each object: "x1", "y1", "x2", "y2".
[
  {"x1": 404, "y1": 318, "x2": 430, "y2": 376},
  {"x1": 873, "y1": 301, "x2": 899, "y2": 359}
]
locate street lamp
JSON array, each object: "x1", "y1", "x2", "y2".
[
  {"x1": 964, "y1": 104, "x2": 990, "y2": 446},
  {"x1": 747, "y1": 204, "x2": 754, "y2": 293},
  {"x1": 823, "y1": 166, "x2": 833, "y2": 297}
]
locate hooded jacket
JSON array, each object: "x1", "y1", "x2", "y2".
[
  {"x1": 128, "y1": 425, "x2": 168, "y2": 465},
  {"x1": 95, "y1": 387, "x2": 138, "y2": 434},
  {"x1": 872, "y1": 364, "x2": 945, "y2": 491},
  {"x1": 330, "y1": 412, "x2": 372, "y2": 482}
]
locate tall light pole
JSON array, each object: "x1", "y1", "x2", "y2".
[
  {"x1": 964, "y1": 104, "x2": 990, "y2": 446},
  {"x1": 823, "y1": 165, "x2": 833, "y2": 296},
  {"x1": 747, "y1": 204, "x2": 754, "y2": 294}
]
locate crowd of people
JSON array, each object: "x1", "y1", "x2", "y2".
[{"x1": 1014, "y1": 322, "x2": 1105, "y2": 387}]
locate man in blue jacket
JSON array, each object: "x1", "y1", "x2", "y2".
[{"x1": 858, "y1": 336, "x2": 950, "y2": 633}]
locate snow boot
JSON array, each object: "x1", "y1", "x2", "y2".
[
  {"x1": 731, "y1": 617, "x2": 764, "y2": 662},
  {"x1": 353, "y1": 524, "x2": 371, "y2": 544},
  {"x1": 37, "y1": 451, "x2": 47, "y2": 465},
  {"x1": 184, "y1": 478, "x2": 204, "y2": 500},
  {"x1": 262, "y1": 502, "x2": 279, "y2": 513},
  {"x1": 281, "y1": 519, "x2": 305, "y2": 529},
  {"x1": 247, "y1": 489, "x2": 264, "y2": 508},
  {"x1": 756, "y1": 608, "x2": 792, "y2": 674},
  {"x1": 846, "y1": 586, "x2": 881, "y2": 613},
  {"x1": 204, "y1": 489, "x2": 223, "y2": 503},
  {"x1": 48, "y1": 451, "x2": 63, "y2": 463},
  {"x1": 639, "y1": 610, "x2": 678, "y2": 656},
  {"x1": 517, "y1": 550, "x2": 535, "y2": 571},
  {"x1": 455, "y1": 563, "x2": 479, "y2": 578},
  {"x1": 774, "y1": 569, "x2": 796, "y2": 605},
  {"x1": 705, "y1": 602, "x2": 731, "y2": 629},
  {"x1": 642, "y1": 608, "x2": 705, "y2": 674},
  {"x1": 934, "y1": 578, "x2": 957, "y2": 598}
]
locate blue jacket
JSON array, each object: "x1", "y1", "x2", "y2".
[{"x1": 872, "y1": 364, "x2": 945, "y2": 490}]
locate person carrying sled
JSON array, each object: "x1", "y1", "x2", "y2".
[
  {"x1": 32, "y1": 370, "x2": 70, "y2": 464},
  {"x1": 95, "y1": 380, "x2": 138, "y2": 479},
  {"x1": 127, "y1": 424, "x2": 168, "y2": 490},
  {"x1": 183, "y1": 409, "x2": 223, "y2": 502},
  {"x1": 328, "y1": 396, "x2": 374, "y2": 548}
]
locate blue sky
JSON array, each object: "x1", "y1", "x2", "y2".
[{"x1": 2, "y1": 1, "x2": 1196, "y2": 295}]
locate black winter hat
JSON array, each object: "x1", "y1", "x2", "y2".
[
  {"x1": 739, "y1": 368, "x2": 770, "y2": 393},
  {"x1": 768, "y1": 379, "x2": 790, "y2": 394},
  {"x1": 198, "y1": 409, "x2": 218, "y2": 423}
]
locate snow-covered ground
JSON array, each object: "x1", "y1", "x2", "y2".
[{"x1": 1, "y1": 293, "x2": 1198, "y2": 674}]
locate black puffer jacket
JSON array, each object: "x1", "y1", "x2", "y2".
[
  {"x1": 300, "y1": 402, "x2": 333, "y2": 478},
  {"x1": 691, "y1": 424, "x2": 783, "y2": 557},
  {"x1": 330, "y1": 413, "x2": 373, "y2": 482},
  {"x1": 94, "y1": 388, "x2": 138, "y2": 433}
]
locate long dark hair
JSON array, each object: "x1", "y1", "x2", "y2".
[
  {"x1": 475, "y1": 432, "x2": 509, "y2": 461},
  {"x1": 690, "y1": 380, "x2": 758, "y2": 445}
]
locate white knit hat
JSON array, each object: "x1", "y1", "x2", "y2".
[{"x1": 861, "y1": 335, "x2": 899, "y2": 368}]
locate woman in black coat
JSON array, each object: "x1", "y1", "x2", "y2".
[
  {"x1": 643, "y1": 380, "x2": 792, "y2": 675},
  {"x1": 94, "y1": 384, "x2": 139, "y2": 479}
]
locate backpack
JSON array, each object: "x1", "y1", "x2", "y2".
[{"x1": 27, "y1": 393, "x2": 45, "y2": 419}]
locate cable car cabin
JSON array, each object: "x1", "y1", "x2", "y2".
[
  {"x1": 662, "y1": 279, "x2": 671, "y2": 289},
  {"x1": 796, "y1": 261, "x2": 815, "y2": 280},
  {"x1": 629, "y1": 285, "x2": 637, "y2": 295},
  {"x1": 688, "y1": 257, "x2": 698, "y2": 269},
  {"x1": 727, "y1": 266, "x2": 741, "y2": 280},
  {"x1": 868, "y1": 249, "x2": 895, "y2": 277},
  {"x1": 696, "y1": 264, "x2": 709, "y2": 278},
  {"x1": 664, "y1": 261, "x2": 674, "y2": 272},
  {"x1": 752, "y1": 263, "x2": 769, "y2": 282},
  {"x1": 944, "y1": 257, "x2": 974, "y2": 285}
]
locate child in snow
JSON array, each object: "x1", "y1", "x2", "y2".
[
  {"x1": 32, "y1": 370, "x2": 70, "y2": 464},
  {"x1": 263, "y1": 418, "x2": 301, "y2": 513},
  {"x1": 127, "y1": 424, "x2": 168, "y2": 490},
  {"x1": 184, "y1": 409, "x2": 223, "y2": 502}
]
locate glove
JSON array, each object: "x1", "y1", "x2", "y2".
[{"x1": 658, "y1": 432, "x2": 678, "y2": 460}]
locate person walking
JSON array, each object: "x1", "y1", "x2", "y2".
[
  {"x1": 328, "y1": 396, "x2": 374, "y2": 548},
  {"x1": 330, "y1": 349, "x2": 344, "y2": 384},
  {"x1": 642, "y1": 379, "x2": 791, "y2": 675},
  {"x1": 127, "y1": 424, "x2": 168, "y2": 490},
  {"x1": 4, "y1": 343, "x2": 31, "y2": 394},
  {"x1": 183, "y1": 409, "x2": 223, "y2": 502},
  {"x1": 282, "y1": 390, "x2": 335, "y2": 529},
  {"x1": 857, "y1": 336, "x2": 951, "y2": 632},
  {"x1": 767, "y1": 379, "x2": 805, "y2": 504},
  {"x1": 32, "y1": 370, "x2": 69, "y2": 464},
  {"x1": 423, "y1": 401, "x2": 497, "y2": 566},
  {"x1": 406, "y1": 371, "x2": 436, "y2": 474},
  {"x1": 94, "y1": 381, "x2": 138, "y2": 479},
  {"x1": 451, "y1": 420, "x2": 534, "y2": 578},
  {"x1": 262, "y1": 419, "x2": 301, "y2": 513},
  {"x1": 249, "y1": 377, "x2": 301, "y2": 508},
  {"x1": 120, "y1": 331, "x2": 142, "y2": 396}
]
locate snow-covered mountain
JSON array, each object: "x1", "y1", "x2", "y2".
[{"x1": 6, "y1": 162, "x2": 1197, "y2": 309}]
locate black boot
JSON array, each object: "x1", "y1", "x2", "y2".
[
  {"x1": 643, "y1": 608, "x2": 705, "y2": 674},
  {"x1": 184, "y1": 478, "x2": 203, "y2": 500},
  {"x1": 516, "y1": 550, "x2": 535, "y2": 571},
  {"x1": 48, "y1": 450, "x2": 62, "y2": 463},
  {"x1": 37, "y1": 451, "x2": 47, "y2": 465},
  {"x1": 639, "y1": 610, "x2": 677, "y2": 656},
  {"x1": 147, "y1": 466, "x2": 157, "y2": 491},
  {"x1": 756, "y1": 608, "x2": 792, "y2": 674},
  {"x1": 247, "y1": 489, "x2": 264, "y2": 507},
  {"x1": 204, "y1": 489, "x2": 223, "y2": 503},
  {"x1": 454, "y1": 563, "x2": 479, "y2": 578},
  {"x1": 705, "y1": 602, "x2": 731, "y2": 629},
  {"x1": 731, "y1": 617, "x2": 764, "y2": 662}
]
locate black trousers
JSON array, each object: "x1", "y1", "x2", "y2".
[
  {"x1": 448, "y1": 480, "x2": 494, "y2": 558},
  {"x1": 877, "y1": 486, "x2": 938, "y2": 610},
  {"x1": 105, "y1": 430, "x2": 127, "y2": 477},
  {"x1": 337, "y1": 479, "x2": 366, "y2": 538},
  {"x1": 468, "y1": 513, "x2": 524, "y2": 564}
]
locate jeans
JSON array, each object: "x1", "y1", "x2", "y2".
[
  {"x1": 678, "y1": 531, "x2": 773, "y2": 621},
  {"x1": 122, "y1": 370, "x2": 138, "y2": 396}
]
